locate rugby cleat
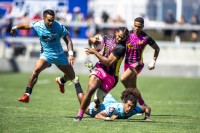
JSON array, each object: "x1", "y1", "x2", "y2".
[
  {"x1": 18, "y1": 93, "x2": 30, "y2": 103},
  {"x1": 56, "y1": 77, "x2": 65, "y2": 93},
  {"x1": 73, "y1": 116, "x2": 82, "y2": 122}
]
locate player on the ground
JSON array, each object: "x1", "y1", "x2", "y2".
[
  {"x1": 120, "y1": 17, "x2": 160, "y2": 106},
  {"x1": 74, "y1": 27, "x2": 129, "y2": 121},
  {"x1": 75, "y1": 87, "x2": 151, "y2": 121},
  {"x1": 10, "y1": 9, "x2": 81, "y2": 103}
]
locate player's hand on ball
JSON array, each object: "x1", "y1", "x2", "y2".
[
  {"x1": 88, "y1": 35, "x2": 104, "y2": 52},
  {"x1": 85, "y1": 48, "x2": 97, "y2": 55}
]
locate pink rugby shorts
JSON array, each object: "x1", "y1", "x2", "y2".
[
  {"x1": 124, "y1": 61, "x2": 144, "y2": 75},
  {"x1": 91, "y1": 64, "x2": 116, "y2": 92}
]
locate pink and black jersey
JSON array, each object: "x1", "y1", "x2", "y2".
[
  {"x1": 96, "y1": 35, "x2": 126, "y2": 77},
  {"x1": 125, "y1": 30, "x2": 155, "y2": 64}
]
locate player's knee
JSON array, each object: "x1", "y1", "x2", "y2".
[{"x1": 32, "y1": 71, "x2": 39, "y2": 78}]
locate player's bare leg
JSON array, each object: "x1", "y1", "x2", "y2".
[
  {"x1": 74, "y1": 75, "x2": 101, "y2": 121},
  {"x1": 18, "y1": 59, "x2": 49, "y2": 103},
  {"x1": 120, "y1": 68, "x2": 146, "y2": 106},
  {"x1": 120, "y1": 68, "x2": 134, "y2": 88},
  {"x1": 75, "y1": 88, "x2": 91, "y2": 116}
]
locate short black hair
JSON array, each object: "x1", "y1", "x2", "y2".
[
  {"x1": 43, "y1": 9, "x2": 55, "y2": 18},
  {"x1": 135, "y1": 17, "x2": 144, "y2": 25}
]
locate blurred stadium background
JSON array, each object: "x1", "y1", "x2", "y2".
[{"x1": 0, "y1": 0, "x2": 200, "y2": 77}]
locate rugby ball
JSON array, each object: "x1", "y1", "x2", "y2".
[{"x1": 91, "y1": 36, "x2": 104, "y2": 52}]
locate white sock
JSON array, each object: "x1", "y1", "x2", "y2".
[{"x1": 25, "y1": 93, "x2": 30, "y2": 97}]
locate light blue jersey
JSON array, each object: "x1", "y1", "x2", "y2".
[
  {"x1": 88, "y1": 94, "x2": 143, "y2": 119},
  {"x1": 30, "y1": 20, "x2": 69, "y2": 66}
]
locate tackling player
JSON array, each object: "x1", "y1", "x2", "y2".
[
  {"x1": 120, "y1": 17, "x2": 160, "y2": 107},
  {"x1": 74, "y1": 27, "x2": 129, "y2": 121},
  {"x1": 10, "y1": 9, "x2": 81, "y2": 103}
]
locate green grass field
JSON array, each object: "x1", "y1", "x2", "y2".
[{"x1": 0, "y1": 72, "x2": 200, "y2": 133}]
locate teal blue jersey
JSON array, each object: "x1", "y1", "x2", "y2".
[
  {"x1": 88, "y1": 94, "x2": 143, "y2": 119},
  {"x1": 30, "y1": 20, "x2": 69, "y2": 55},
  {"x1": 30, "y1": 20, "x2": 70, "y2": 66}
]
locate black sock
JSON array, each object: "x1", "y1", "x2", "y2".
[
  {"x1": 95, "y1": 99, "x2": 101, "y2": 105},
  {"x1": 25, "y1": 87, "x2": 32, "y2": 95},
  {"x1": 75, "y1": 82, "x2": 83, "y2": 95},
  {"x1": 60, "y1": 77, "x2": 66, "y2": 84},
  {"x1": 94, "y1": 99, "x2": 101, "y2": 110}
]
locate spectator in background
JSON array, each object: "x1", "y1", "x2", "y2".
[
  {"x1": 189, "y1": 13, "x2": 199, "y2": 42},
  {"x1": 72, "y1": 6, "x2": 84, "y2": 38},
  {"x1": 112, "y1": 15, "x2": 125, "y2": 24},
  {"x1": 100, "y1": 11, "x2": 110, "y2": 35},
  {"x1": 85, "y1": 11, "x2": 96, "y2": 38},
  {"x1": 176, "y1": 15, "x2": 187, "y2": 42},
  {"x1": 163, "y1": 10, "x2": 176, "y2": 41},
  {"x1": 19, "y1": 12, "x2": 31, "y2": 36},
  {"x1": 32, "y1": 12, "x2": 42, "y2": 21},
  {"x1": 56, "y1": 7, "x2": 72, "y2": 24},
  {"x1": 140, "y1": 13, "x2": 149, "y2": 27},
  {"x1": 101, "y1": 11, "x2": 110, "y2": 23},
  {"x1": 31, "y1": 12, "x2": 42, "y2": 36},
  {"x1": 1, "y1": 18, "x2": 15, "y2": 50},
  {"x1": 55, "y1": 10, "x2": 62, "y2": 21},
  {"x1": 110, "y1": 15, "x2": 126, "y2": 36},
  {"x1": 1, "y1": 18, "x2": 13, "y2": 37}
]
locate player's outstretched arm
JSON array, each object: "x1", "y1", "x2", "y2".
[
  {"x1": 95, "y1": 111, "x2": 117, "y2": 121},
  {"x1": 85, "y1": 48, "x2": 118, "y2": 67},
  {"x1": 10, "y1": 24, "x2": 31, "y2": 37}
]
